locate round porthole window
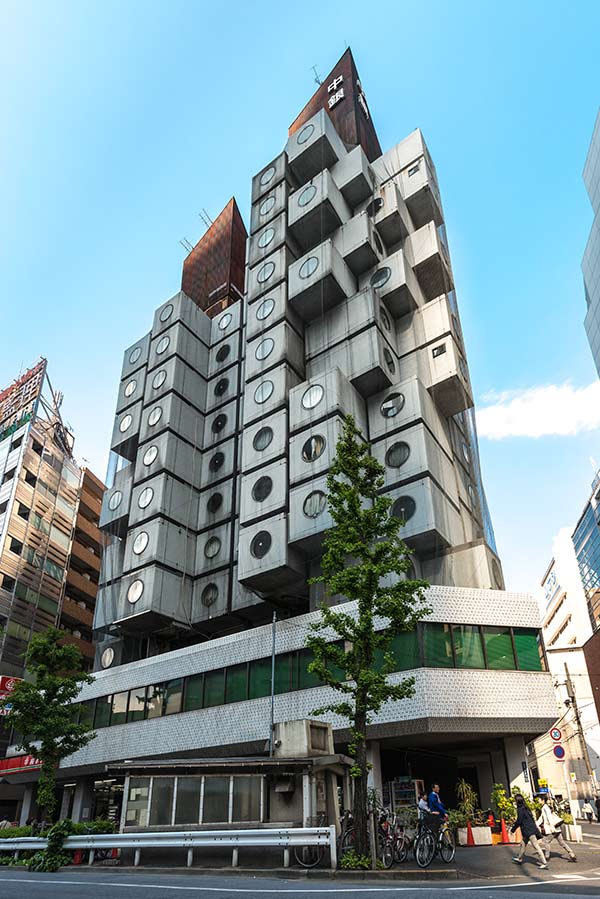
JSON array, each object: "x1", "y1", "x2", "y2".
[
  {"x1": 101, "y1": 647, "x2": 114, "y2": 669},
  {"x1": 254, "y1": 380, "x2": 274, "y2": 404},
  {"x1": 252, "y1": 476, "x2": 273, "y2": 502},
  {"x1": 209, "y1": 452, "x2": 225, "y2": 473},
  {"x1": 380, "y1": 308, "x2": 391, "y2": 331},
  {"x1": 302, "y1": 434, "x2": 326, "y2": 462},
  {"x1": 156, "y1": 335, "x2": 170, "y2": 356},
  {"x1": 143, "y1": 445, "x2": 158, "y2": 466},
  {"x1": 297, "y1": 123, "x2": 315, "y2": 145},
  {"x1": 108, "y1": 490, "x2": 122, "y2": 511},
  {"x1": 129, "y1": 346, "x2": 142, "y2": 364},
  {"x1": 152, "y1": 369, "x2": 167, "y2": 390},
  {"x1": 204, "y1": 536, "x2": 221, "y2": 559},
  {"x1": 299, "y1": 256, "x2": 319, "y2": 279},
  {"x1": 119, "y1": 413, "x2": 133, "y2": 433},
  {"x1": 259, "y1": 195, "x2": 276, "y2": 216},
  {"x1": 371, "y1": 267, "x2": 391, "y2": 289},
  {"x1": 160, "y1": 303, "x2": 174, "y2": 323},
  {"x1": 207, "y1": 492, "x2": 223, "y2": 514},
  {"x1": 256, "y1": 297, "x2": 275, "y2": 321},
  {"x1": 201, "y1": 583, "x2": 219, "y2": 607},
  {"x1": 257, "y1": 261, "x2": 275, "y2": 284},
  {"x1": 380, "y1": 393, "x2": 405, "y2": 419},
  {"x1": 391, "y1": 496, "x2": 416, "y2": 522},
  {"x1": 212, "y1": 413, "x2": 227, "y2": 434},
  {"x1": 255, "y1": 337, "x2": 274, "y2": 361},
  {"x1": 214, "y1": 377, "x2": 229, "y2": 397},
  {"x1": 253, "y1": 426, "x2": 273, "y2": 451},
  {"x1": 258, "y1": 227, "x2": 275, "y2": 249},
  {"x1": 138, "y1": 487, "x2": 154, "y2": 509},
  {"x1": 260, "y1": 165, "x2": 276, "y2": 186},
  {"x1": 127, "y1": 579, "x2": 144, "y2": 604},
  {"x1": 303, "y1": 490, "x2": 327, "y2": 518},
  {"x1": 251, "y1": 531, "x2": 272, "y2": 559},
  {"x1": 218, "y1": 312, "x2": 233, "y2": 331},
  {"x1": 124, "y1": 378, "x2": 137, "y2": 397},
  {"x1": 383, "y1": 347, "x2": 396, "y2": 374},
  {"x1": 301, "y1": 384, "x2": 324, "y2": 410},
  {"x1": 385, "y1": 442, "x2": 410, "y2": 468},
  {"x1": 462, "y1": 442, "x2": 471, "y2": 465},
  {"x1": 366, "y1": 197, "x2": 384, "y2": 216},
  {"x1": 148, "y1": 406, "x2": 162, "y2": 426},
  {"x1": 216, "y1": 343, "x2": 231, "y2": 363},
  {"x1": 133, "y1": 531, "x2": 149, "y2": 555},
  {"x1": 298, "y1": 184, "x2": 317, "y2": 207}
]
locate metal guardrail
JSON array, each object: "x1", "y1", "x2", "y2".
[{"x1": 0, "y1": 825, "x2": 338, "y2": 870}]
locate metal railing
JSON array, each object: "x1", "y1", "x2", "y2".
[{"x1": 0, "y1": 825, "x2": 337, "y2": 870}]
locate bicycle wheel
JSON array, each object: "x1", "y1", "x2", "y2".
[
  {"x1": 379, "y1": 836, "x2": 393, "y2": 869},
  {"x1": 439, "y1": 829, "x2": 456, "y2": 863},
  {"x1": 293, "y1": 845, "x2": 325, "y2": 868},
  {"x1": 414, "y1": 830, "x2": 436, "y2": 868},
  {"x1": 393, "y1": 835, "x2": 409, "y2": 864},
  {"x1": 339, "y1": 828, "x2": 354, "y2": 858}
]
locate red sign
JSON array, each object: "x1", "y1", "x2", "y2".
[
  {"x1": 0, "y1": 755, "x2": 42, "y2": 775},
  {"x1": 550, "y1": 727, "x2": 562, "y2": 742},
  {"x1": 0, "y1": 676, "x2": 21, "y2": 695}
]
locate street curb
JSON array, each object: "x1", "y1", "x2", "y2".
[{"x1": 59, "y1": 864, "x2": 460, "y2": 881}]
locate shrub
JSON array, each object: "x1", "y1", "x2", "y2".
[{"x1": 340, "y1": 850, "x2": 372, "y2": 870}]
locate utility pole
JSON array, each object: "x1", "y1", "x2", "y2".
[
  {"x1": 564, "y1": 662, "x2": 596, "y2": 787},
  {"x1": 268, "y1": 611, "x2": 277, "y2": 757}
]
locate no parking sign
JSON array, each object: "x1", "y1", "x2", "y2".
[{"x1": 553, "y1": 745, "x2": 566, "y2": 761}]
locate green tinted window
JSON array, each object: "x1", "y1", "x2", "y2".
[
  {"x1": 80, "y1": 699, "x2": 96, "y2": 726},
  {"x1": 127, "y1": 687, "x2": 146, "y2": 722},
  {"x1": 423, "y1": 623, "x2": 453, "y2": 667},
  {"x1": 390, "y1": 631, "x2": 419, "y2": 670},
  {"x1": 204, "y1": 669, "x2": 225, "y2": 707},
  {"x1": 513, "y1": 629, "x2": 543, "y2": 671},
  {"x1": 298, "y1": 649, "x2": 321, "y2": 689},
  {"x1": 249, "y1": 658, "x2": 272, "y2": 700},
  {"x1": 225, "y1": 664, "x2": 248, "y2": 703},
  {"x1": 483, "y1": 627, "x2": 515, "y2": 669},
  {"x1": 274, "y1": 652, "x2": 295, "y2": 694},
  {"x1": 183, "y1": 674, "x2": 203, "y2": 711},
  {"x1": 37, "y1": 594, "x2": 58, "y2": 615},
  {"x1": 111, "y1": 691, "x2": 129, "y2": 726},
  {"x1": 94, "y1": 695, "x2": 112, "y2": 728},
  {"x1": 164, "y1": 678, "x2": 183, "y2": 715},
  {"x1": 452, "y1": 625, "x2": 485, "y2": 669}
]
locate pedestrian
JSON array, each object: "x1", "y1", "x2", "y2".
[
  {"x1": 595, "y1": 795, "x2": 600, "y2": 823},
  {"x1": 0, "y1": 816, "x2": 11, "y2": 830},
  {"x1": 427, "y1": 782, "x2": 447, "y2": 836},
  {"x1": 537, "y1": 797, "x2": 576, "y2": 863},
  {"x1": 511, "y1": 795, "x2": 548, "y2": 869},
  {"x1": 417, "y1": 791, "x2": 429, "y2": 833},
  {"x1": 582, "y1": 798, "x2": 594, "y2": 823}
]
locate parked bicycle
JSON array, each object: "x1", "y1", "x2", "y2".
[
  {"x1": 293, "y1": 813, "x2": 327, "y2": 868},
  {"x1": 414, "y1": 817, "x2": 455, "y2": 868}
]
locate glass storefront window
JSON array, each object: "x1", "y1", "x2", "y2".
[
  {"x1": 183, "y1": 673, "x2": 203, "y2": 712},
  {"x1": 274, "y1": 652, "x2": 295, "y2": 694},
  {"x1": 452, "y1": 625, "x2": 485, "y2": 669},
  {"x1": 233, "y1": 776, "x2": 261, "y2": 822},
  {"x1": 175, "y1": 777, "x2": 202, "y2": 825},
  {"x1": 203, "y1": 669, "x2": 225, "y2": 708},
  {"x1": 225, "y1": 664, "x2": 248, "y2": 704},
  {"x1": 423, "y1": 623, "x2": 454, "y2": 668},
  {"x1": 483, "y1": 626, "x2": 515, "y2": 670},
  {"x1": 149, "y1": 777, "x2": 174, "y2": 826},
  {"x1": 111, "y1": 691, "x2": 129, "y2": 726},
  {"x1": 164, "y1": 678, "x2": 183, "y2": 715},
  {"x1": 513, "y1": 628, "x2": 544, "y2": 671},
  {"x1": 126, "y1": 777, "x2": 150, "y2": 828},
  {"x1": 202, "y1": 777, "x2": 230, "y2": 823}
]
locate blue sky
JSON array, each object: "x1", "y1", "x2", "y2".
[{"x1": 1, "y1": 0, "x2": 599, "y2": 591}]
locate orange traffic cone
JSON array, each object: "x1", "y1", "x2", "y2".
[
  {"x1": 501, "y1": 818, "x2": 510, "y2": 844},
  {"x1": 466, "y1": 820, "x2": 475, "y2": 846}
]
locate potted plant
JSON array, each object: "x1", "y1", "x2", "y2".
[
  {"x1": 490, "y1": 783, "x2": 519, "y2": 843},
  {"x1": 560, "y1": 812, "x2": 583, "y2": 843},
  {"x1": 455, "y1": 779, "x2": 492, "y2": 845}
]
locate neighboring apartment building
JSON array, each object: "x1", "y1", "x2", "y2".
[
  {"x1": 583, "y1": 108, "x2": 600, "y2": 376},
  {"x1": 11, "y1": 50, "x2": 556, "y2": 827},
  {"x1": 572, "y1": 470, "x2": 600, "y2": 630}
]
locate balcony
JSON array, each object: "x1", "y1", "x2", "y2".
[
  {"x1": 78, "y1": 489, "x2": 102, "y2": 521},
  {"x1": 75, "y1": 513, "x2": 104, "y2": 552},
  {"x1": 60, "y1": 631, "x2": 95, "y2": 661},
  {"x1": 407, "y1": 223, "x2": 453, "y2": 301},
  {"x1": 60, "y1": 595, "x2": 94, "y2": 629},
  {"x1": 70, "y1": 537, "x2": 101, "y2": 576},
  {"x1": 66, "y1": 567, "x2": 97, "y2": 602}
]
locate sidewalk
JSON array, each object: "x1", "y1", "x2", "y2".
[{"x1": 454, "y1": 836, "x2": 600, "y2": 880}]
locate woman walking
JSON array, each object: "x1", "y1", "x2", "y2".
[
  {"x1": 537, "y1": 797, "x2": 576, "y2": 863},
  {"x1": 511, "y1": 795, "x2": 548, "y2": 869}
]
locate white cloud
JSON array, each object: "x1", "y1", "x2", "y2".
[{"x1": 476, "y1": 381, "x2": 600, "y2": 439}]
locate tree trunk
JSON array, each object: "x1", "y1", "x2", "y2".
[{"x1": 352, "y1": 706, "x2": 369, "y2": 858}]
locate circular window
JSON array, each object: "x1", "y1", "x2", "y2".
[
  {"x1": 297, "y1": 123, "x2": 315, "y2": 145},
  {"x1": 301, "y1": 384, "x2": 324, "y2": 410},
  {"x1": 129, "y1": 346, "x2": 142, "y2": 364},
  {"x1": 119, "y1": 413, "x2": 133, "y2": 433},
  {"x1": 127, "y1": 579, "x2": 144, "y2": 604},
  {"x1": 209, "y1": 452, "x2": 225, "y2": 473},
  {"x1": 160, "y1": 303, "x2": 174, "y2": 323},
  {"x1": 298, "y1": 184, "x2": 317, "y2": 207},
  {"x1": 204, "y1": 536, "x2": 221, "y2": 559},
  {"x1": 255, "y1": 337, "x2": 274, "y2": 361},
  {"x1": 258, "y1": 227, "x2": 275, "y2": 249},
  {"x1": 260, "y1": 165, "x2": 276, "y2": 186},
  {"x1": 371, "y1": 267, "x2": 392, "y2": 289},
  {"x1": 133, "y1": 531, "x2": 149, "y2": 555},
  {"x1": 207, "y1": 492, "x2": 223, "y2": 514},
  {"x1": 214, "y1": 377, "x2": 229, "y2": 397},
  {"x1": 366, "y1": 197, "x2": 384, "y2": 216},
  {"x1": 256, "y1": 297, "x2": 275, "y2": 321},
  {"x1": 254, "y1": 380, "x2": 274, "y2": 404},
  {"x1": 124, "y1": 378, "x2": 137, "y2": 397},
  {"x1": 101, "y1": 647, "x2": 114, "y2": 669},
  {"x1": 385, "y1": 442, "x2": 410, "y2": 468},
  {"x1": 380, "y1": 393, "x2": 405, "y2": 419},
  {"x1": 218, "y1": 312, "x2": 233, "y2": 331},
  {"x1": 138, "y1": 487, "x2": 154, "y2": 509},
  {"x1": 257, "y1": 261, "x2": 275, "y2": 284},
  {"x1": 212, "y1": 413, "x2": 227, "y2": 434},
  {"x1": 143, "y1": 445, "x2": 158, "y2": 466},
  {"x1": 251, "y1": 531, "x2": 272, "y2": 559},
  {"x1": 216, "y1": 343, "x2": 230, "y2": 363},
  {"x1": 380, "y1": 309, "x2": 391, "y2": 331},
  {"x1": 148, "y1": 406, "x2": 162, "y2": 426},
  {"x1": 108, "y1": 490, "x2": 123, "y2": 511},
  {"x1": 152, "y1": 369, "x2": 167, "y2": 390},
  {"x1": 462, "y1": 442, "x2": 471, "y2": 465},
  {"x1": 302, "y1": 434, "x2": 326, "y2": 462},
  {"x1": 299, "y1": 256, "x2": 319, "y2": 279},
  {"x1": 383, "y1": 347, "x2": 396, "y2": 374},
  {"x1": 391, "y1": 496, "x2": 416, "y2": 522},
  {"x1": 259, "y1": 195, "x2": 276, "y2": 216},
  {"x1": 252, "y1": 476, "x2": 273, "y2": 503},
  {"x1": 201, "y1": 583, "x2": 219, "y2": 607},
  {"x1": 253, "y1": 426, "x2": 273, "y2": 451},
  {"x1": 303, "y1": 490, "x2": 327, "y2": 518},
  {"x1": 156, "y1": 335, "x2": 170, "y2": 356}
]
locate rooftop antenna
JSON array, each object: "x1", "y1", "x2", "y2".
[
  {"x1": 198, "y1": 210, "x2": 212, "y2": 230},
  {"x1": 202, "y1": 208, "x2": 214, "y2": 226},
  {"x1": 311, "y1": 65, "x2": 322, "y2": 86},
  {"x1": 179, "y1": 238, "x2": 194, "y2": 253}
]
